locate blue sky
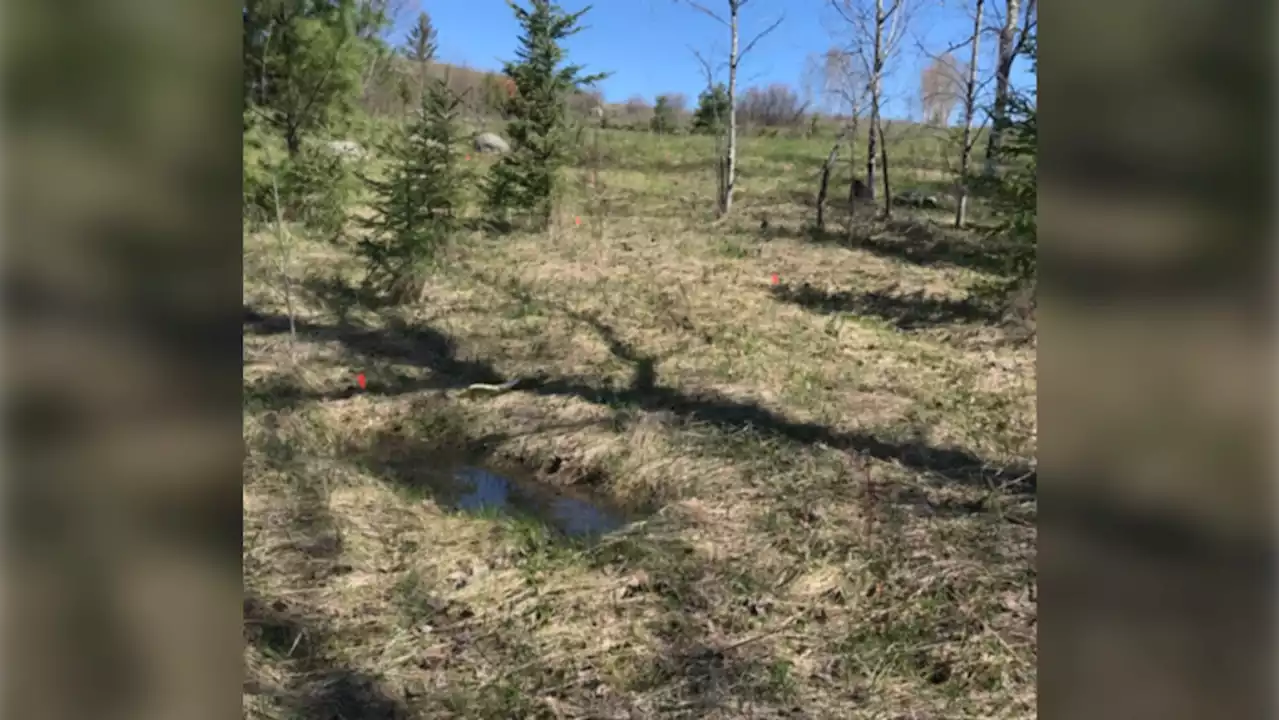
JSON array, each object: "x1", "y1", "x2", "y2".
[{"x1": 393, "y1": 0, "x2": 1034, "y2": 122}]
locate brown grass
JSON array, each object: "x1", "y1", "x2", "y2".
[{"x1": 243, "y1": 130, "x2": 1036, "y2": 719}]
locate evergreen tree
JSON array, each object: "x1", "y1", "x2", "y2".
[
  {"x1": 484, "y1": 0, "x2": 606, "y2": 231},
  {"x1": 357, "y1": 78, "x2": 471, "y2": 301},
  {"x1": 243, "y1": 0, "x2": 389, "y2": 157},
  {"x1": 651, "y1": 95, "x2": 677, "y2": 134},
  {"x1": 481, "y1": 75, "x2": 507, "y2": 117},
  {"x1": 983, "y1": 31, "x2": 1036, "y2": 283},
  {"x1": 691, "y1": 84, "x2": 731, "y2": 134},
  {"x1": 394, "y1": 10, "x2": 440, "y2": 111},
  {"x1": 280, "y1": 142, "x2": 358, "y2": 240},
  {"x1": 404, "y1": 11, "x2": 438, "y2": 65},
  {"x1": 396, "y1": 73, "x2": 414, "y2": 111}
]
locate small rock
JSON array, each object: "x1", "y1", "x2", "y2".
[
  {"x1": 894, "y1": 190, "x2": 943, "y2": 209},
  {"x1": 473, "y1": 132, "x2": 511, "y2": 154},
  {"x1": 326, "y1": 139, "x2": 365, "y2": 159}
]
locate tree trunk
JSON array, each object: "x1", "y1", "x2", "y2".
[
  {"x1": 723, "y1": 1, "x2": 740, "y2": 217},
  {"x1": 879, "y1": 119, "x2": 891, "y2": 217},
  {"x1": 816, "y1": 123, "x2": 855, "y2": 232},
  {"x1": 846, "y1": 113, "x2": 860, "y2": 240},
  {"x1": 865, "y1": 0, "x2": 884, "y2": 200},
  {"x1": 865, "y1": 105, "x2": 877, "y2": 201},
  {"x1": 285, "y1": 122, "x2": 302, "y2": 158},
  {"x1": 816, "y1": 147, "x2": 837, "y2": 232},
  {"x1": 984, "y1": 0, "x2": 1021, "y2": 175},
  {"x1": 713, "y1": 111, "x2": 727, "y2": 215},
  {"x1": 955, "y1": 0, "x2": 984, "y2": 228}
]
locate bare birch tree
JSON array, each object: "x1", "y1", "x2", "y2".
[
  {"x1": 821, "y1": 46, "x2": 865, "y2": 118},
  {"x1": 691, "y1": 50, "x2": 730, "y2": 218},
  {"x1": 681, "y1": 1, "x2": 784, "y2": 217},
  {"x1": 954, "y1": 0, "x2": 984, "y2": 227},
  {"x1": 811, "y1": 47, "x2": 870, "y2": 235},
  {"x1": 830, "y1": 0, "x2": 916, "y2": 216},
  {"x1": 983, "y1": 0, "x2": 1036, "y2": 175},
  {"x1": 919, "y1": 52, "x2": 965, "y2": 127}
]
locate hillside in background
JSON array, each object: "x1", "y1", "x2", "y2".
[{"x1": 361, "y1": 59, "x2": 970, "y2": 142}]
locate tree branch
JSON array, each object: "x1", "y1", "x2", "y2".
[
  {"x1": 883, "y1": 0, "x2": 919, "y2": 57},
  {"x1": 737, "y1": 14, "x2": 785, "y2": 63},
  {"x1": 828, "y1": 0, "x2": 861, "y2": 29},
  {"x1": 682, "y1": 0, "x2": 729, "y2": 25},
  {"x1": 1012, "y1": 0, "x2": 1037, "y2": 56},
  {"x1": 908, "y1": 23, "x2": 974, "y2": 62},
  {"x1": 690, "y1": 46, "x2": 726, "y2": 86}
]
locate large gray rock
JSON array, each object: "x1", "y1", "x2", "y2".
[{"x1": 473, "y1": 132, "x2": 511, "y2": 154}]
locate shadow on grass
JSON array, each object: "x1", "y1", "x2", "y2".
[
  {"x1": 244, "y1": 296, "x2": 1032, "y2": 495},
  {"x1": 765, "y1": 215, "x2": 1017, "y2": 277},
  {"x1": 243, "y1": 305, "x2": 504, "y2": 411},
  {"x1": 244, "y1": 414, "x2": 351, "y2": 582},
  {"x1": 534, "y1": 373, "x2": 1032, "y2": 493},
  {"x1": 770, "y1": 283, "x2": 1004, "y2": 330},
  {"x1": 244, "y1": 430, "x2": 408, "y2": 718},
  {"x1": 244, "y1": 595, "x2": 412, "y2": 720},
  {"x1": 298, "y1": 274, "x2": 389, "y2": 324},
  {"x1": 780, "y1": 177, "x2": 962, "y2": 211},
  {"x1": 245, "y1": 511, "x2": 577, "y2": 716},
  {"x1": 506, "y1": 293, "x2": 1031, "y2": 492}
]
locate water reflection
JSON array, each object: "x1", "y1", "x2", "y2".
[{"x1": 440, "y1": 466, "x2": 627, "y2": 538}]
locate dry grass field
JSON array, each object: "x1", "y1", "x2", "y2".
[{"x1": 243, "y1": 127, "x2": 1036, "y2": 719}]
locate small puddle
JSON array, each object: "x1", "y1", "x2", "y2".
[{"x1": 430, "y1": 464, "x2": 629, "y2": 538}]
